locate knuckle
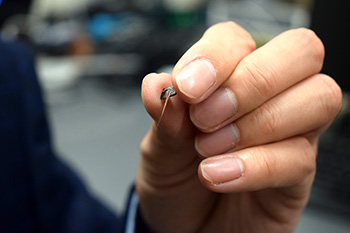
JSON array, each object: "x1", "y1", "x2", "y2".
[
  {"x1": 205, "y1": 21, "x2": 256, "y2": 50},
  {"x1": 255, "y1": 102, "x2": 282, "y2": 136},
  {"x1": 218, "y1": 21, "x2": 240, "y2": 30},
  {"x1": 245, "y1": 137, "x2": 317, "y2": 189},
  {"x1": 248, "y1": 146, "x2": 275, "y2": 181},
  {"x1": 297, "y1": 137, "x2": 317, "y2": 176},
  {"x1": 260, "y1": 149, "x2": 275, "y2": 180},
  {"x1": 204, "y1": 21, "x2": 235, "y2": 37},
  {"x1": 308, "y1": 74, "x2": 343, "y2": 127},
  {"x1": 222, "y1": 21, "x2": 256, "y2": 50},
  {"x1": 208, "y1": 21, "x2": 241, "y2": 34},
  {"x1": 253, "y1": 146, "x2": 280, "y2": 185},
  {"x1": 318, "y1": 75, "x2": 343, "y2": 118},
  {"x1": 292, "y1": 28, "x2": 325, "y2": 67},
  {"x1": 243, "y1": 61, "x2": 277, "y2": 100}
]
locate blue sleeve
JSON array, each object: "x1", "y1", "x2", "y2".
[
  {"x1": 124, "y1": 188, "x2": 152, "y2": 233},
  {"x1": 0, "y1": 40, "x2": 125, "y2": 233}
]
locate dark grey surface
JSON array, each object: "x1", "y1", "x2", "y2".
[
  {"x1": 46, "y1": 78, "x2": 350, "y2": 231},
  {"x1": 46, "y1": 79, "x2": 151, "y2": 214}
]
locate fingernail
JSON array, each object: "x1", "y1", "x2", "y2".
[
  {"x1": 191, "y1": 88, "x2": 237, "y2": 131},
  {"x1": 201, "y1": 156, "x2": 243, "y2": 184},
  {"x1": 195, "y1": 124, "x2": 240, "y2": 157},
  {"x1": 175, "y1": 59, "x2": 217, "y2": 99}
]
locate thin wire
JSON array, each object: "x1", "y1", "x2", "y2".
[{"x1": 157, "y1": 90, "x2": 171, "y2": 128}]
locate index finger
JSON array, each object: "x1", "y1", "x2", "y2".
[
  {"x1": 172, "y1": 21, "x2": 256, "y2": 104},
  {"x1": 190, "y1": 28, "x2": 325, "y2": 132}
]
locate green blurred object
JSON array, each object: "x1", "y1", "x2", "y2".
[{"x1": 165, "y1": 8, "x2": 206, "y2": 29}]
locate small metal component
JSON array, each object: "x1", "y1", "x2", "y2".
[
  {"x1": 160, "y1": 86, "x2": 177, "y2": 100},
  {"x1": 157, "y1": 86, "x2": 177, "y2": 127}
]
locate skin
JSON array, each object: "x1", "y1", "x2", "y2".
[{"x1": 137, "y1": 22, "x2": 342, "y2": 233}]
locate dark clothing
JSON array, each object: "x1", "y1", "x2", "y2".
[
  {"x1": 0, "y1": 40, "x2": 125, "y2": 233},
  {"x1": 0, "y1": 0, "x2": 32, "y2": 27}
]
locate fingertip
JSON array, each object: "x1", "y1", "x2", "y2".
[
  {"x1": 141, "y1": 72, "x2": 194, "y2": 138},
  {"x1": 172, "y1": 58, "x2": 218, "y2": 104},
  {"x1": 195, "y1": 124, "x2": 240, "y2": 158},
  {"x1": 142, "y1": 73, "x2": 172, "y2": 99},
  {"x1": 170, "y1": 22, "x2": 255, "y2": 105},
  {"x1": 141, "y1": 73, "x2": 156, "y2": 104},
  {"x1": 198, "y1": 155, "x2": 244, "y2": 193},
  {"x1": 141, "y1": 73, "x2": 173, "y2": 118}
]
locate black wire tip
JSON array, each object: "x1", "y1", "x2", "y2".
[{"x1": 160, "y1": 86, "x2": 177, "y2": 100}]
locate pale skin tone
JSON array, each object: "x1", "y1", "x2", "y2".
[{"x1": 137, "y1": 22, "x2": 342, "y2": 233}]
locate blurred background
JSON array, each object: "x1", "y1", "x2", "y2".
[{"x1": 0, "y1": 0, "x2": 349, "y2": 232}]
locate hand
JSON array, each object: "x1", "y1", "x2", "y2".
[{"x1": 137, "y1": 22, "x2": 342, "y2": 233}]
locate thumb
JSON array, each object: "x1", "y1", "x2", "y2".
[
  {"x1": 139, "y1": 73, "x2": 217, "y2": 233},
  {"x1": 140, "y1": 73, "x2": 198, "y2": 180},
  {"x1": 141, "y1": 73, "x2": 194, "y2": 142}
]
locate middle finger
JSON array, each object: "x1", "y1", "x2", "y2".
[{"x1": 194, "y1": 74, "x2": 341, "y2": 157}]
